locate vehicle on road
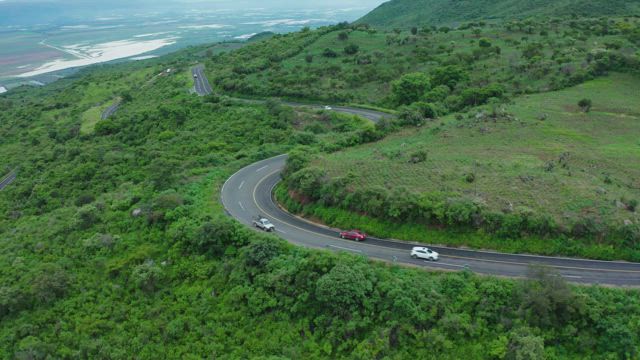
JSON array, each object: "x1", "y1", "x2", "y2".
[
  {"x1": 339, "y1": 230, "x2": 366, "y2": 241},
  {"x1": 193, "y1": 74, "x2": 198, "y2": 78},
  {"x1": 253, "y1": 217, "x2": 275, "y2": 232},
  {"x1": 324, "y1": 105, "x2": 332, "y2": 110},
  {"x1": 411, "y1": 247, "x2": 439, "y2": 261}
]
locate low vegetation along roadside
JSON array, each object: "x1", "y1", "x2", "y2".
[{"x1": 280, "y1": 74, "x2": 640, "y2": 261}]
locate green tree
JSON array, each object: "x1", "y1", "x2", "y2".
[
  {"x1": 131, "y1": 260, "x2": 163, "y2": 293},
  {"x1": 283, "y1": 146, "x2": 312, "y2": 177},
  {"x1": 506, "y1": 327, "x2": 545, "y2": 360},
  {"x1": 243, "y1": 239, "x2": 282, "y2": 270},
  {"x1": 148, "y1": 157, "x2": 178, "y2": 190},
  {"x1": 391, "y1": 72, "x2": 431, "y2": 106},
  {"x1": 430, "y1": 65, "x2": 469, "y2": 89},
  {"x1": 578, "y1": 98, "x2": 592, "y2": 112},
  {"x1": 522, "y1": 42, "x2": 544, "y2": 59},
  {"x1": 344, "y1": 44, "x2": 360, "y2": 55},
  {"x1": 315, "y1": 262, "x2": 373, "y2": 316},
  {"x1": 189, "y1": 218, "x2": 239, "y2": 256},
  {"x1": 31, "y1": 264, "x2": 69, "y2": 305},
  {"x1": 518, "y1": 265, "x2": 580, "y2": 328}
]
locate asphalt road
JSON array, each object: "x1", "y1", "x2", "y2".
[
  {"x1": 192, "y1": 65, "x2": 213, "y2": 96},
  {"x1": 101, "y1": 101, "x2": 120, "y2": 120},
  {"x1": 220, "y1": 106, "x2": 640, "y2": 286},
  {"x1": 0, "y1": 170, "x2": 16, "y2": 191}
]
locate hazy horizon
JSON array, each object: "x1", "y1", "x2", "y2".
[
  {"x1": 0, "y1": 0, "x2": 387, "y2": 25},
  {"x1": 0, "y1": 0, "x2": 386, "y2": 86}
]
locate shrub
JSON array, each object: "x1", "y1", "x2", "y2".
[
  {"x1": 344, "y1": 44, "x2": 360, "y2": 55},
  {"x1": 424, "y1": 85, "x2": 450, "y2": 102},
  {"x1": 460, "y1": 84, "x2": 505, "y2": 107},
  {"x1": 243, "y1": 239, "x2": 282, "y2": 269},
  {"x1": 430, "y1": 65, "x2": 469, "y2": 89},
  {"x1": 316, "y1": 263, "x2": 373, "y2": 316},
  {"x1": 75, "y1": 193, "x2": 95, "y2": 206},
  {"x1": 189, "y1": 218, "x2": 241, "y2": 256},
  {"x1": 288, "y1": 167, "x2": 327, "y2": 200},
  {"x1": 409, "y1": 149, "x2": 428, "y2": 164},
  {"x1": 578, "y1": 98, "x2": 592, "y2": 112},
  {"x1": 76, "y1": 204, "x2": 100, "y2": 229},
  {"x1": 322, "y1": 48, "x2": 338, "y2": 58},
  {"x1": 131, "y1": 260, "x2": 162, "y2": 293},
  {"x1": 31, "y1": 264, "x2": 69, "y2": 305},
  {"x1": 479, "y1": 38, "x2": 492, "y2": 48},
  {"x1": 283, "y1": 147, "x2": 313, "y2": 177},
  {"x1": 465, "y1": 173, "x2": 476, "y2": 183}
]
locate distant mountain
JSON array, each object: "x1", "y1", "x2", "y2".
[{"x1": 358, "y1": 0, "x2": 640, "y2": 28}]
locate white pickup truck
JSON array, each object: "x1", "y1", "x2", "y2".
[{"x1": 253, "y1": 217, "x2": 275, "y2": 232}]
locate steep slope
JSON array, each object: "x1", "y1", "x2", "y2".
[{"x1": 358, "y1": 0, "x2": 640, "y2": 28}]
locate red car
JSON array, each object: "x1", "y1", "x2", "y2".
[{"x1": 339, "y1": 230, "x2": 367, "y2": 241}]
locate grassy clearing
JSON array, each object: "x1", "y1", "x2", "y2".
[
  {"x1": 79, "y1": 105, "x2": 104, "y2": 135},
  {"x1": 312, "y1": 73, "x2": 640, "y2": 238}
]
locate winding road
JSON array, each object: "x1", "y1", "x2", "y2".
[
  {"x1": 0, "y1": 170, "x2": 17, "y2": 191},
  {"x1": 101, "y1": 101, "x2": 120, "y2": 120},
  {"x1": 220, "y1": 105, "x2": 640, "y2": 286},
  {"x1": 192, "y1": 65, "x2": 213, "y2": 96}
]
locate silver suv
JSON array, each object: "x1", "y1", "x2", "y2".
[{"x1": 411, "y1": 247, "x2": 439, "y2": 261}]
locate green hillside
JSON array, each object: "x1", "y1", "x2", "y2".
[
  {"x1": 1, "y1": 7, "x2": 640, "y2": 359},
  {"x1": 283, "y1": 73, "x2": 640, "y2": 260},
  {"x1": 3, "y1": 47, "x2": 638, "y2": 359},
  {"x1": 358, "y1": 0, "x2": 640, "y2": 28},
  {"x1": 206, "y1": 16, "x2": 640, "y2": 109}
]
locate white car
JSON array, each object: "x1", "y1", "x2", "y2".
[
  {"x1": 323, "y1": 105, "x2": 332, "y2": 110},
  {"x1": 411, "y1": 246, "x2": 439, "y2": 261},
  {"x1": 253, "y1": 217, "x2": 275, "y2": 232}
]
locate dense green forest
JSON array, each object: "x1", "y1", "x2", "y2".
[
  {"x1": 358, "y1": 0, "x2": 640, "y2": 28},
  {"x1": 1, "y1": 5, "x2": 640, "y2": 359}
]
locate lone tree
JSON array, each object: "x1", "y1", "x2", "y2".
[
  {"x1": 411, "y1": 27, "x2": 418, "y2": 35},
  {"x1": 578, "y1": 98, "x2": 592, "y2": 112},
  {"x1": 338, "y1": 31, "x2": 349, "y2": 41}
]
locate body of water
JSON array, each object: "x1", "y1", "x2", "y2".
[{"x1": 0, "y1": 6, "x2": 375, "y2": 89}]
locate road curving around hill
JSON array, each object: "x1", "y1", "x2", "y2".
[{"x1": 220, "y1": 105, "x2": 640, "y2": 286}]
